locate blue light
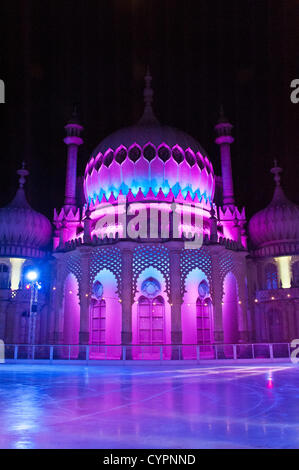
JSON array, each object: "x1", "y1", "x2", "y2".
[{"x1": 26, "y1": 270, "x2": 38, "y2": 282}]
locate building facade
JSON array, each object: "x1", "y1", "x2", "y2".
[{"x1": 0, "y1": 72, "x2": 298, "y2": 358}]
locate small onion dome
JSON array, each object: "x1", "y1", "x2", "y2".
[
  {"x1": 84, "y1": 68, "x2": 214, "y2": 203},
  {"x1": 248, "y1": 162, "x2": 299, "y2": 256},
  {"x1": 0, "y1": 164, "x2": 52, "y2": 258}
]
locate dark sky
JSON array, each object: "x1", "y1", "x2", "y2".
[{"x1": 0, "y1": 0, "x2": 299, "y2": 221}]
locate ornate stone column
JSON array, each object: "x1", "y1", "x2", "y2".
[
  {"x1": 210, "y1": 246, "x2": 224, "y2": 343},
  {"x1": 0, "y1": 303, "x2": 6, "y2": 341},
  {"x1": 79, "y1": 247, "x2": 92, "y2": 344},
  {"x1": 169, "y1": 247, "x2": 182, "y2": 344},
  {"x1": 214, "y1": 108, "x2": 235, "y2": 209},
  {"x1": 47, "y1": 258, "x2": 58, "y2": 343},
  {"x1": 63, "y1": 107, "x2": 83, "y2": 210},
  {"x1": 52, "y1": 255, "x2": 65, "y2": 344},
  {"x1": 234, "y1": 253, "x2": 249, "y2": 342},
  {"x1": 167, "y1": 242, "x2": 183, "y2": 359},
  {"x1": 120, "y1": 244, "x2": 134, "y2": 351}
]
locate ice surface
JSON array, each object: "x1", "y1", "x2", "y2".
[{"x1": 0, "y1": 363, "x2": 298, "y2": 449}]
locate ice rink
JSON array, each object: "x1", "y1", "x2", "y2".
[{"x1": 0, "y1": 362, "x2": 298, "y2": 449}]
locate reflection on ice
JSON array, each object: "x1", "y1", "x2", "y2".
[{"x1": 0, "y1": 363, "x2": 298, "y2": 449}]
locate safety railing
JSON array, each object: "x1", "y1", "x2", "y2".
[{"x1": 0, "y1": 342, "x2": 293, "y2": 363}]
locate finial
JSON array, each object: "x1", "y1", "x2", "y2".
[
  {"x1": 67, "y1": 102, "x2": 81, "y2": 125},
  {"x1": 85, "y1": 202, "x2": 92, "y2": 219},
  {"x1": 217, "y1": 104, "x2": 229, "y2": 124},
  {"x1": 72, "y1": 102, "x2": 79, "y2": 119},
  {"x1": 233, "y1": 216, "x2": 239, "y2": 226},
  {"x1": 17, "y1": 162, "x2": 29, "y2": 188},
  {"x1": 138, "y1": 66, "x2": 159, "y2": 125},
  {"x1": 210, "y1": 207, "x2": 216, "y2": 218},
  {"x1": 144, "y1": 66, "x2": 153, "y2": 109},
  {"x1": 270, "y1": 160, "x2": 282, "y2": 187}
]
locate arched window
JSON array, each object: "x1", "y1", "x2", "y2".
[
  {"x1": 138, "y1": 295, "x2": 165, "y2": 344},
  {"x1": 268, "y1": 309, "x2": 282, "y2": 342},
  {"x1": 20, "y1": 311, "x2": 29, "y2": 343},
  {"x1": 90, "y1": 280, "x2": 106, "y2": 345},
  {"x1": 90, "y1": 299, "x2": 106, "y2": 345},
  {"x1": 196, "y1": 279, "x2": 213, "y2": 345},
  {"x1": 0, "y1": 263, "x2": 9, "y2": 289},
  {"x1": 292, "y1": 261, "x2": 299, "y2": 287},
  {"x1": 265, "y1": 263, "x2": 278, "y2": 289},
  {"x1": 198, "y1": 279, "x2": 210, "y2": 299},
  {"x1": 196, "y1": 297, "x2": 213, "y2": 344},
  {"x1": 92, "y1": 280, "x2": 104, "y2": 300}
]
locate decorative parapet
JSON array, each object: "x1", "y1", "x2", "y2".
[
  {"x1": 53, "y1": 193, "x2": 246, "y2": 253},
  {"x1": 218, "y1": 205, "x2": 247, "y2": 248},
  {"x1": 218, "y1": 205, "x2": 246, "y2": 221},
  {"x1": 250, "y1": 241, "x2": 299, "y2": 258},
  {"x1": 53, "y1": 207, "x2": 81, "y2": 223},
  {"x1": 255, "y1": 287, "x2": 299, "y2": 302},
  {"x1": 83, "y1": 187, "x2": 213, "y2": 212}
]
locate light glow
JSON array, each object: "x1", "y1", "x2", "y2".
[
  {"x1": 9, "y1": 258, "x2": 26, "y2": 290},
  {"x1": 26, "y1": 270, "x2": 38, "y2": 282},
  {"x1": 275, "y1": 256, "x2": 291, "y2": 289}
]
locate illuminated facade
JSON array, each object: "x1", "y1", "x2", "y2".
[
  {"x1": 247, "y1": 162, "x2": 299, "y2": 342},
  {"x1": 0, "y1": 70, "x2": 298, "y2": 356},
  {"x1": 0, "y1": 165, "x2": 52, "y2": 344}
]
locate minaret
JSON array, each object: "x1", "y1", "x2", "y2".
[
  {"x1": 63, "y1": 104, "x2": 83, "y2": 210},
  {"x1": 215, "y1": 106, "x2": 235, "y2": 209}
]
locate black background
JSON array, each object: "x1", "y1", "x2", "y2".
[{"x1": 0, "y1": 0, "x2": 298, "y2": 221}]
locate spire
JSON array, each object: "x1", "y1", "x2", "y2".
[
  {"x1": 67, "y1": 102, "x2": 81, "y2": 126},
  {"x1": 17, "y1": 162, "x2": 29, "y2": 188},
  {"x1": 270, "y1": 159, "x2": 282, "y2": 187},
  {"x1": 9, "y1": 163, "x2": 31, "y2": 209},
  {"x1": 209, "y1": 207, "x2": 218, "y2": 243},
  {"x1": 83, "y1": 203, "x2": 92, "y2": 244},
  {"x1": 138, "y1": 66, "x2": 159, "y2": 125},
  {"x1": 218, "y1": 104, "x2": 228, "y2": 124},
  {"x1": 270, "y1": 160, "x2": 289, "y2": 205}
]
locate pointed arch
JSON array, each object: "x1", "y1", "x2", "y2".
[
  {"x1": 0, "y1": 263, "x2": 10, "y2": 289},
  {"x1": 89, "y1": 269, "x2": 121, "y2": 358},
  {"x1": 63, "y1": 273, "x2": 80, "y2": 347},
  {"x1": 133, "y1": 267, "x2": 170, "y2": 359},
  {"x1": 267, "y1": 308, "x2": 283, "y2": 342},
  {"x1": 265, "y1": 263, "x2": 278, "y2": 289},
  {"x1": 222, "y1": 271, "x2": 239, "y2": 344},
  {"x1": 292, "y1": 261, "x2": 299, "y2": 287}
]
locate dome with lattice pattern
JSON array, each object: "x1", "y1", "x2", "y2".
[
  {"x1": 0, "y1": 166, "x2": 52, "y2": 257},
  {"x1": 248, "y1": 164, "x2": 299, "y2": 255},
  {"x1": 84, "y1": 70, "x2": 214, "y2": 204}
]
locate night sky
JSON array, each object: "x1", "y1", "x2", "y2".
[{"x1": 0, "y1": 0, "x2": 299, "y2": 223}]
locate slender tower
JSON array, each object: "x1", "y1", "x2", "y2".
[
  {"x1": 63, "y1": 105, "x2": 83, "y2": 210},
  {"x1": 214, "y1": 106, "x2": 235, "y2": 209}
]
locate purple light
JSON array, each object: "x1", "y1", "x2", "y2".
[{"x1": 84, "y1": 142, "x2": 215, "y2": 203}]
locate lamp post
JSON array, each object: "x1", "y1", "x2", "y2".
[{"x1": 26, "y1": 270, "x2": 40, "y2": 358}]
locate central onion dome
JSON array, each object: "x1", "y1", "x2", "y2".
[
  {"x1": 0, "y1": 165, "x2": 52, "y2": 258},
  {"x1": 84, "y1": 69, "x2": 215, "y2": 203},
  {"x1": 248, "y1": 162, "x2": 299, "y2": 255}
]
